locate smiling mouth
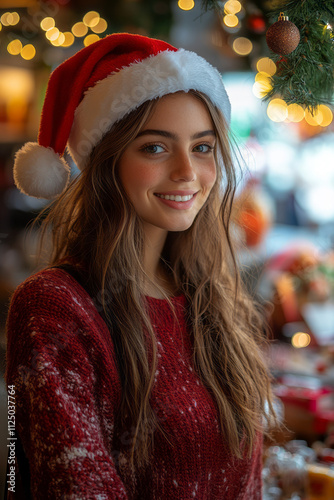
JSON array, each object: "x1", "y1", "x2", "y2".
[{"x1": 155, "y1": 193, "x2": 194, "y2": 202}]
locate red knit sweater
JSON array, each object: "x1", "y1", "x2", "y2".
[{"x1": 6, "y1": 268, "x2": 263, "y2": 499}]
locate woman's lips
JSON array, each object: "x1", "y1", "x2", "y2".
[{"x1": 154, "y1": 192, "x2": 198, "y2": 209}]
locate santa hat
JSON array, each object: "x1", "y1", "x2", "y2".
[{"x1": 14, "y1": 33, "x2": 231, "y2": 199}]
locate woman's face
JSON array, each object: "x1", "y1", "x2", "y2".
[{"x1": 118, "y1": 92, "x2": 217, "y2": 237}]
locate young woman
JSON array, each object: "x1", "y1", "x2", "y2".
[{"x1": 6, "y1": 33, "x2": 276, "y2": 499}]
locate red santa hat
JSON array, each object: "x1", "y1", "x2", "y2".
[{"x1": 14, "y1": 33, "x2": 231, "y2": 199}]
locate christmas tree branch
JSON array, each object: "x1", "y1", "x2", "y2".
[{"x1": 263, "y1": 0, "x2": 334, "y2": 111}]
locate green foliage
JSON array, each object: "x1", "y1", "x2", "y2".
[{"x1": 263, "y1": 0, "x2": 334, "y2": 111}]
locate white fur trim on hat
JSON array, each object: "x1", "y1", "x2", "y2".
[
  {"x1": 14, "y1": 142, "x2": 71, "y2": 199},
  {"x1": 68, "y1": 48, "x2": 231, "y2": 169}
]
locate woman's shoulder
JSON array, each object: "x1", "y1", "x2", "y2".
[{"x1": 8, "y1": 266, "x2": 97, "y2": 318}]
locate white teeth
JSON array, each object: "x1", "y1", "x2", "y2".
[{"x1": 156, "y1": 194, "x2": 194, "y2": 202}]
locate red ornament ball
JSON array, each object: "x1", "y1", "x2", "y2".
[{"x1": 266, "y1": 14, "x2": 300, "y2": 55}]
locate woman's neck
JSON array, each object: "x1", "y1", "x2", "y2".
[{"x1": 142, "y1": 226, "x2": 176, "y2": 299}]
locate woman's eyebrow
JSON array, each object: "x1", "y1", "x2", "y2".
[{"x1": 135, "y1": 129, "x2": 216, "y2": 140}]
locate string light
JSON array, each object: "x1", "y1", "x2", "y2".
[
  {"x1": 45, "y1": 27, "x2": 60, "y2": 42},
  {"x1": 318, "y1": 105, "x2": 333, "y2": 127},
  {"x1": 72, "y1": 22, "x2": 88, "y2": 37},
  {"x1": 61, "y1": 32, "x2": 75, "y2": 48},
  {"x1": 1, "y1": 13, "x2": 12, "y2": 26},
  {"x1": 84, "y1": 34, "x2": 100, "y2": 46},
  {"x1": 232, "y1": 37, "x2": 252, "y2": 55},
  {"x1": 256, "y1": 57, "x2": 276, "y2": 76},
  {"x1": 7, "y1": 39, "x2": 22, "y2": 56},
  {"x1": 267, "y1": 98, "x2": 288, "y2": 122},
  {"x1": 287, "y1": 103, "x2": 304, "y2": 122},
  {"x1": 223, "y1": 14, "x2": 239, "y2": 28},
  {"x1": 10, "y1": 12, "x2": 20, "y2": 25},
  {"x1": 40, "y1": 17, "x2": 55, "y2": 31},
  {"x1": 304, "y1": 108, "x2": 322, "y2": 126},
  {"x1": 291, "y1": 332, "x2": 311, "y2": 348},
  {"x1": 252, "y1": 74, "x2": 272, "y2": 98},
  {"x1": 21, "y1": 44, "x2": 36, "y2": 60},
  {"x1": 178, "y1": 0, "x2": 195, "y2": 11},
  {"x1": 224, "y1": 0, "x2": 242, "y2": 15},
  {"x1": 83, "y1": 11, "x2": 100, "y2": 28},
  {"x1": 51, "y1": 32, "x2": 66, "y2": 46},
  {"x1": 91, "y1": 18, "x2": 108, "y2": 34}
]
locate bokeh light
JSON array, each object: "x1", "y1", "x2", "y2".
[
  {"x1": 7, "y1": 39, "x2": 22, "y2": 56},
  {"x1": 224, "y1": 14, "x2": 239, "y2": 28},
  {"x1": 292, "y1": 332, "x2": 311, "y2": 348},
  {"x1": 287, "y1": 103, "x2": 304, "y2": 122},
  {"x1": 178, "y1": 0, "x2": 195, "y2": 11},
  {"x1": 40, "y1": 17, "x2": 55, "y2": 31},
  {"x1": 61, "y1": 32, "x2": 75, "y2": 48},
  {"x1": 224, "y1": 0, "x2": 242, "y2": 15},
  {"x1": 72, "y1": 22, "x2": 88, "y2": 37},
  {"x1": 256, "y1": 57, "x2": 276, "y2": 76},
  {"x1": 84, "y1": 34, "x2": 100, "y2": 46},
  {"x1": 267, "y1": 99, "x2": 288, "y2": 122},
  {"x1": 45, "y1": 27, "x2": 60, "y2": 42},
  {"x1": 21, "y1": 44, "x2": 36, "y2": 60},
  {"x1": 318, "y1": 105, "x2": 333, "y2": 127},
  {"x1": 83, "y1": 11, "x2": 100, "y2": 28},
  {"x1": 233, "y1": 37, "x2": 253, "y2": 56},
  {"x1": 91, "y1": 18, "x2": 108, "y2": 34}
]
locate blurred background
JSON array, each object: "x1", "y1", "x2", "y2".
[{"x1": 0, "y1": 0, "x2": 333, "y2": 498}]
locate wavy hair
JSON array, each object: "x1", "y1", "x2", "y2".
[{"x1": 38, "y1": 90, "x2": 276, "y2": 467}]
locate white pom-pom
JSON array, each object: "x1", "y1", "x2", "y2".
[{"x1": 13, "y1": 142, "x2": 71, "y2": 199}]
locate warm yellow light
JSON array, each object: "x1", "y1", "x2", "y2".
[
  {"x1": 255, "y1": 72, "x2": 270, "y2": 83},
  {"x1": 1, "y1": 12, "x2": 12, "y2": 26},
  {"x1": 45, "y1": 27, "x2": 59, "y2": 41},
  {"x1": 91, "y1": 18, "x2": 107, "y2": 34},
  {"x1": 21, "y1": 44, "x2": 36, "y2": 61},
  {"x1": 267, "y1": 98, "x2": 288, "y2": 122},
  {"x1": 233, "y1": 37, "x2": 253, "y2": 55},
  {"x1": 318, "y1": 105, "x2": 333, "y2": 127},
  {"x1": 0, "y1": 67, "x2": 35, "y2": 102},
  {"x1": 287, "y1": 103, "x2": 305, "y2": 122},
  {"x1": 0, "y1": 23, "x2": 2, "y2": 31},
  {"x1": 40, "y1": 17, "x2": 55, "y2": 31},
  {"x1": 7, "y1": 39, "x2": 22, "y2": 56},
  {"x1": 83, "y1": 34, "x2": 100, "y2": 46},
  {"x1": 304, "y1": 108, "x2": 322, "y2": 126},
  {"x1": 72, "y1": 22, "x2": 88, "y2": 37},
  {"x1": 224, "y1": 0, "x2": 242, "y2": 15},
  {"x1": 61, "y1": 32, "x2": 75, "y2": 47},
  {"x1": 51, "y1": 32, "x2": 65, "y2": 46},
  {"x1": 224, "y1": 14, "x2": 239, "y2": 28},
  {"x1": 178, "y1": 0, "x2": 195, "y2": 10},
  {"x1": 7, "y1": 97, "x2": 28, "y2": 123},
  {"x1": 83, "y1": 11, "x2": 100, "y2": 28},
  {"x1": 252, "y1": 79, "x2": 272, "y2": 99},
  {"x1": 10, "y1": 12, "x2": 20, "y2": 25},
  {"x1": 292, "y1": 332, "x2": 311, "y2": 348},
  {"x1": 256, "y1": 57, "x2": 276, "y2": 76}
]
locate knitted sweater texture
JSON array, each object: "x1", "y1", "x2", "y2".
[{"x1": 5, "y1": 268, "x2": 263, "y2": 499}]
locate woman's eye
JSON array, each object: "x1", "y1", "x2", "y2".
[
  {"x1": 141, "y1": 144, "x2": 164, "y2": 154},
  {"x1": 193, "y1": 144, "x2": 214, "y2": 153}
]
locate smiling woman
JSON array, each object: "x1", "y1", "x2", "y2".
[
  {"x1": 119, "y1": 92, "x2": 217, "y2": 239},
  {"x1": 6, "y1": 33, "x2": 277, "y2": 499}
]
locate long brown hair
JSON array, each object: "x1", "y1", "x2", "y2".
[{"x1": 39, "y1": 90, "x2": 276, "y2": 467}]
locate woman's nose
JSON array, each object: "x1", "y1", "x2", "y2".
[{"x1": 170, "y1": 153, "x2": 197, "y2": 182}]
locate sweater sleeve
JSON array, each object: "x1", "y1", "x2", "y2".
[{"x1": 5, "y1": 271, "x2": 129, "y2": 500}]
